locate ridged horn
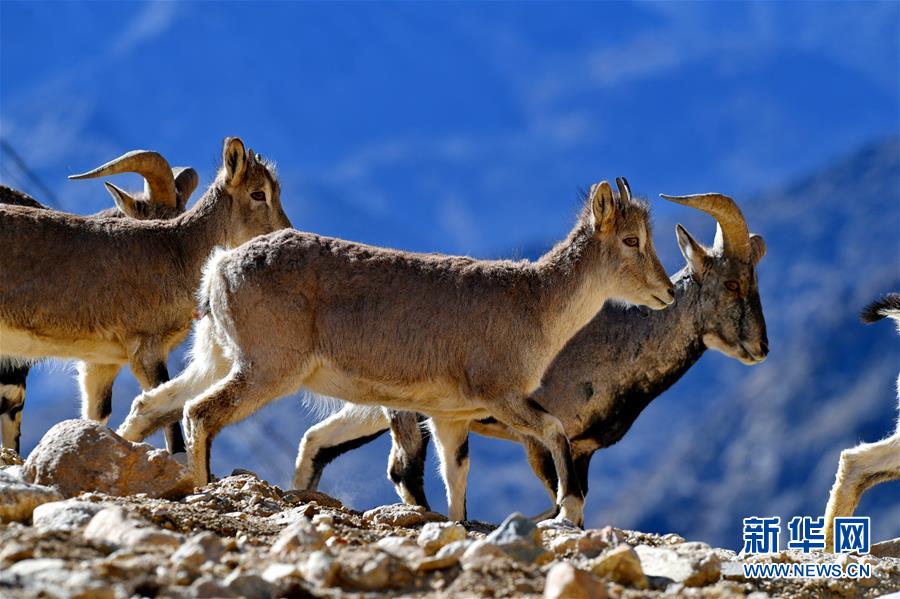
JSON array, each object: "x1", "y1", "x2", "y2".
[
  {"x1": 659, "y1": 193, "x2": 751, "y2": 262},
  {"x1": 68, "y1": 150, "x2": 177, "y2": 208},
  {"x1": 172, "y1": 167, "x2": 200, "y2": 205},
  {"x1": 615, "y1": 177, "x2": 631, "y2": 202}
]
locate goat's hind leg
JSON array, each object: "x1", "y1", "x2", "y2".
[
  {"x1": 387, "y1": 410, "x2": 431, "y2": 509},
  {"x1": 824, "y1": 432, "x2": 900, "y2": 551},
  {"x1": 490, "y1": 396, "x2": 584, "y2": 526},
  {"x1": 293, "y1": 404, "x2": 390, "y2": 491},
  {"x1": 0, "y1": 364, "x2": 27, "y2": 453},
  {"x1": 430, "y1": 418, "x2": 470, "y2": 521},
  {"x1": 78, "y1": 362, "x2": 121, "y2": 424}
]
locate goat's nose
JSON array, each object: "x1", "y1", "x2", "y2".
[
  {"x1": 759, "y1": 340, "x2": 769, "y2": 356},
  {"x1": 666, "y1": 287, "x2": 675, "y2": 300}
]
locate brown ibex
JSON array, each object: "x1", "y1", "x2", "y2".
[
  {"x1": 0, "y1": 138, "x2": 291, "y2": 455},
  {"x1": 119, "y1": 177, "x2": 674, "y2": 526},
  {"x1": 0, "y1": 152, "x2": 198, "y2": 454}
]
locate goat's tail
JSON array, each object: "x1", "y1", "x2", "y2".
[
  {"x1": 196, "y1": 247, "x2": 231, "y2": 320},
  {"x1": 861, "y1": 292, "x2": 900, "y2": 325}
]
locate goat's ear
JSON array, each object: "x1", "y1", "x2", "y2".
[
  {"x1": 675, "y1": 224, "x2": 708, "y2": 274},
  {"x1": 223, "y1": 137, "x2": 247, "y2": 187},
  {"x1": 104, "y1": 182, "x2": 138, "y2": 216},
  {"x1": 590, "y1": 180, "x2": 616, "y2": 234},
  {"x1": 749, "y1": 234, "x2": 766, "y2": 265}
]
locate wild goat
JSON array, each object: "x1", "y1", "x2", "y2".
[
  {"x1": 293, "y1": 193, "x2": 769, "y2": 515},
  {"x1": 118, "y1": 177, "x2": 675, "y2": 526},
  {"x1": 823, "y1": 293, "x2": 900, "y2": 552},
  {"x1": 0, "y1": 138, "x2": 290, "y2": 455},
  {"x1": 0, "y1": 153, "x2": 199, "y2": 454}
]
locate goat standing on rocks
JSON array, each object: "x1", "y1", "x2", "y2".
[
  {"x1": 0, "y1": 138, "x2": 291, "y2": 455},
  {"x1": 0, "y1": 155, "x2": 199, "y2": 454},
  {"x1": 824, "y1": 293, "x2": 900, "y2": 551},
  {"x1": 119, "y1": 178, "x2": 675, "y2": 526},
  {"x1": 293, "y1": 193, "x2": 769, "y2": 514}
]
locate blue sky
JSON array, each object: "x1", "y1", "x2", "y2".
[{"x1": 2, "y1": 1, "x2": 897, "y2": 257}]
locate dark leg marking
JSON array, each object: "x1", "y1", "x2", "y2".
[
  {"x1": 310, "y1": 429, "x2": 388, "y2": 490},
  {"x1": 455, "y1": 437, "x2": 469, "y2": 465},
  {"x1": 574, "y1": 452, "x2": 593, "y2": 497},
  {"x1": 99, "y1": 386, "x2": 113, "y2": 422}
]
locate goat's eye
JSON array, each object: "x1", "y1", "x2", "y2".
[
  {"x1": 250, "y1": 191, "x2": 266, "y2": 202},
  {"x1": 724, "y1": 280, "x2": 740, "y2": 292},
  {"x1": 623, "y1": 237, "x2": 639, "y2": 248}
]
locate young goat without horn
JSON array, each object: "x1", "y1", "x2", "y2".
[
  {"x1": 0, "y1": 153, "x2": 199, "y2": 454},
  {"x1": 119, "y1": 177, "x2": 675, "y2": 526},
  {"x1": 0, "y1": 138, "x2": 290, "y2": 454},
  {"x1": 293, "y1": 193, "x2": 769, "y2": 518}
]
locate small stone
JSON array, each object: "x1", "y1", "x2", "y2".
[
  {"x1": 83, "y1": 506, "x2": 182, "y2": 550},
  {"x1": 261, "y1": 563, "x2": 301, "y2": 585},
  {"x1": 0, "y1": 558, "x2": 115, "y2": 599},
  {"x1": 301, "y1": 550, "x2": 339, "y2": 587},
  {"x1": 0, "y1": 470, "x2": 63, "y2": 523},
  {"x1": 31, "y1": 500, "x2": 106, "y2": 531},
  {"x1": 548, "y1": 530, "x2": 610, "y2": 557},
  {"x1": 377, "y1": 536, "x2": 426, "y2": 561},
  {"x1": 872, "y1": 537, "x2": 900, "y2": 558},
  {"x1": 281, "y1": 489, "x2": 343, "y2": 509},
  {"x1": 191, "y1": 575, "x2": 236, "y2": 598},
  {"x1": 0, "y1": 447, "x2": 23, "y2": 467},
  {"x1": 634, "y1": 544, "x2": 720, "y2": 587},
  {"x1": 537, "y1": 517, "x2": 580, "y2": 531},
  {"x1": 23, "y1": 420, "x2": 193, "y2": 499},
  {"x1": 362, "y1": 503, "x2": 447, "y2": 527},
  {"x1": 223, "y1": 571, "x2": 274, "y2": 599},
  {"x1": 171, "y1": 531, "x2": 225, "y2": 568},
  {"x1": 483, "y1": 512, "x2": 553, "y2": 564},
  {"x1": 590, "y1": 545, "x2": 649, "y2": 589},
  {"x1": 230, "y1": 468, "x2": 258, "y2": 478},
  {"x1": 270, "y1": 517, "x2": 324, "y2": 557},
  {"x1": 418, "y1": 521, "x2": 467, "y2": 555},
  {"x1": 596, "y1": 525, "x2": 626, "y2": 546},
  {"x1": 460, "y1": 539, "x2": 510, "y2": 571},
  {"x1": 544, "y1": 562, "x2": 607, "y2": 599},
  {"x1": 338, "y1": 549, "x2": 413, "y2": 591}
]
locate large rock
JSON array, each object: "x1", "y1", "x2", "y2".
[
  {"x1": 634, "y1": 542, "x2": 721, "y2": 587},
  {"x1": 544, "y1": 562, "x2": 607, "y2": 599},
  {"x1": 0, "y1": 469, "x2": 63, "y2": 523},
  {"x1": 23, "y1": 420, "x2": 193, "y2": 499},
  {"x1": 362, "y1": 503, "x2": 446, "y2": 527},
  {"x1": 31, "y1": 499, "x2": 106, "y2": 530}
]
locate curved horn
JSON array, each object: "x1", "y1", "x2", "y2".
[
  {"x1": 615, "y1": 177, "x2": 631, "y2": 202},
  {"x1": 68, "y1": 150, "x2": 177, "y2": 208},
  {"x1": 659, "y1": 193, "x2": 751, "y2": 262},
  {"x1": 172, "y1": 167, "x2": 200, "y2": 206}
]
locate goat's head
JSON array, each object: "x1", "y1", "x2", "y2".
[
  {"x1": 589, "y1": 178, "x2": 674, "y2": 310},
  {"x1": 69, "y1": 150, "x2": 199, "y2": 219},
  {"x1": 661, "y1": 193, "x2": 768, "y2": 365},
  {"x1": 217, "y1": 137, "x2": 292, "y2": 245}
]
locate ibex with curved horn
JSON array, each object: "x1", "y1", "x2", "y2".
[
  {"x1": 0, "y1": 138, "x2": 290, "y2": 454},
  {"x1": 292, "y1": 192, "x2": 769, "y2": 519},
  {"x1": 119, "y1": 177, "x2": 675, "y2": 526},
  {"x1": 0, "y1": 151, "x2": 199, "y2": 454}
]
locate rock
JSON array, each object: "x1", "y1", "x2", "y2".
[
  {"x1": 191, "y1": 575, "x2": 237, "y2": 598},
  {"x1": 301, "y1": 550, "x2": 340, "y2": 587},
  {"x1": 590, "y1": 545, "x2": 649, "y2": 589},
  {"x1": 22, "y1": 420, "x2": 193, "y2": 499},
  {"x1": 0, "y1": 447, "x2": 23, "y2": 466},
  {"x1": 483, "y1": 512, "x2": 553, "y2": 564},
  {"x1": 596, "y1": 525, "x2": 626, "y2": 546},
  {"x1": 377, "y1": 535, "x2": 427, "y2": 561},
  {"x1": 269, "y1": 516, "x2": 325, "y2": 557},
  {"x1": 872, "y1": 537, "x2": 900, "y2": 558},
  {"x1": 547, "y1": 530, "x2": 610, "y2": 557},
  {"x1": 418, "y1": 521, "x2": 467, "y2": 555},
  {"x1": 223, "y1": 571, "x2": 274, "y2": 599},
  {"x1": 223, "y1": 572, "x2": 273, "y2": 599},
  {"x1": 31, "y1": 499, "x2": 106, "y2": 530},
  {"x1": 261, "y1": 563, "x2": 302, "y2": 585},
  {"x1": 338, "y1": 549, "x2": 413, "y2": 591},
  {"x1": 281, "y1": 489, "x2": 343, "y2": 509},
  {"x1": 83, "y1": 506, "x2": 182, "y2": 550},
  {"x1": 544, "y1": 562, "x2": 607, "y2": 599},
  {"x1": 537, "y1": 517, "x2": 580, "y2": 530},
  {"x1": 362, "y1": 502, "x2": 446, "y2": 527},
  {"x1": 0, "y1": 469, "x2": 63, "y2": 523},
  {"x1": 0, "y1": 558, "x2": 115, "y2": 599},
  {"x1": 634, "y1": 543, "x2": 721, "y2": 587},
  {"x1": 171, "y1": 531, "x2": 225, "y2": 568},
  {"x1": 460, "y1": 539, "x2": 511, "y2": 570}
]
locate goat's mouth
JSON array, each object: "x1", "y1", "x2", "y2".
[
  {"x1": 647, "y1": 294, "x2": 671, "y2": 310},
  {"x1": 737, "y1": 342, "x2": 767, "y2": 364}
]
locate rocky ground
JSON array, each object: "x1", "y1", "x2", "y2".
[{"x1": 1, "y1": 421, "x2": 898, "y2": 599}]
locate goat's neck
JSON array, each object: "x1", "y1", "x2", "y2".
[
  {"x1": 176, "y1": 187, "x2": 233, "y2": 273},
  {"x1": 534, "y1": 221, "x2": 612, "y2": 358}
]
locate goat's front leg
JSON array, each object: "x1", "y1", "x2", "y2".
[
  {"x1": 129, "y1": 354, "x2": 185, "y2": 454},
  {"x1": 77, "y1": 362, "x2": 121, "y2": 425},
  {"x1": 430, "y1": 418, "x2": 470, "y2": 521},
  {"x1": 293, "y1": 404, "x2": 390, "y2": 491},
  {"x1": 387, "y1": 410, "x2": 430, "y2": 509},
  {"x1": 0, "y1": 364, "x2": 27, "y2": 454},
  {"x1": 489, "y1": 396, "x2": 584, "y2": 527},
  {"x1": 824, "y1": 433, "x2": 900, "y2": 551}
]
